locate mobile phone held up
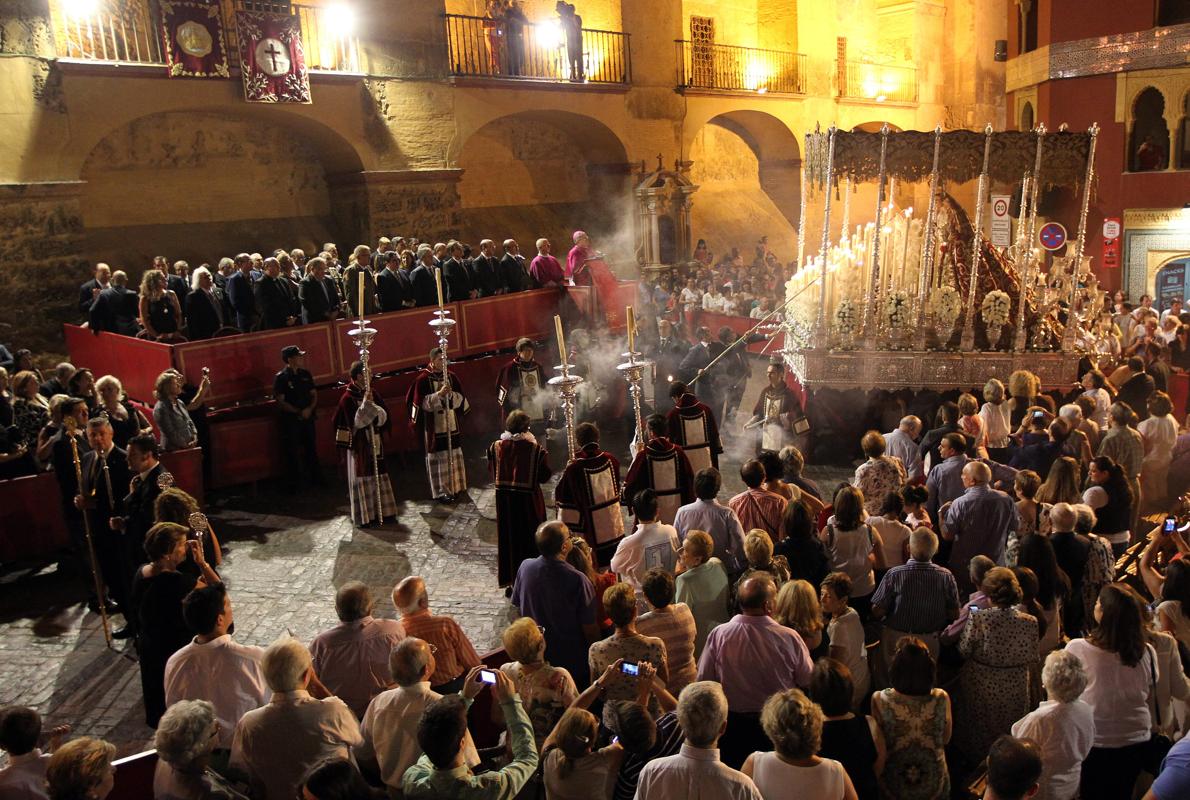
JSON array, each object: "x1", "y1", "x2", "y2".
[
  {"x1": 479, "y1": 669, "x2": 498, "y2": 685},
  {"x1": 1165, "y1": 517, "x2": 1178, "y2": 534},
  {"x1": 620, "y1": 662, "x2": 640, "y2": 676}
]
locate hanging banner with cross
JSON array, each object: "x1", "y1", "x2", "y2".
[
  {"x1": 160, "y1": 0, "x2": 230, "y2": 79},
  {"x1": 235, "y1": 9, "x2": 311, "y2": 103}
]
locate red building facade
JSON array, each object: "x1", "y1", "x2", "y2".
[{"x1": 1005, "y1": 0, "x2": 1190, "y2": 301}]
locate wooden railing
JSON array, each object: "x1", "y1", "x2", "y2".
[
  {"x1": 443, "y1": 13, "x2": 630, "y2": 84},
  {"x1": 48, "y1": 0, "x2": 360, "y2": 72},
  {"x1": 676, "y1": 40, "x2": 806, "y2": 94},
  {"x1": 839, "y1": 60, "x2": 918, "y2": 103}
]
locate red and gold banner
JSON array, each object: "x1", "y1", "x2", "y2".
[
  {"x1": 235, "y1": 9, "x2": 311, "y2": 103},
  {"x1": 160, "y1": 0, "x2": 230, "y2": 78}
]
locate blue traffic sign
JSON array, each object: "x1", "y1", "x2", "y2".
[{"x1": 1039, "y1": 222, "x2": 1068, "y2": 251}]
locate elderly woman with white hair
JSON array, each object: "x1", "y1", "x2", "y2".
[
  {"x1": 154, "y1": 700, "x2": 248, "y2": 799},
  {"x1": 1010, "y1": 649, "x2": 1095, "y2": 800},
  {"x1": 743, "y1": 688, "x2": 858, "y2": 800},
  {"x1": 94, "y1": 373, "x2": 153, "y2": 448},
  {"x1": 979, "y1": 378, "x2": 1012, "y2": 463},
  {"x1": 230, "y1": 637, "x2": 361, "y2": 800}
]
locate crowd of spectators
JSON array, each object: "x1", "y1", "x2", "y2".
[
  {"x1": 70, "y1": 233, "x2": 793, "y2": 344},
  {"x1": 9, "y1": 267, "x2": 1190, "y2": 799}
]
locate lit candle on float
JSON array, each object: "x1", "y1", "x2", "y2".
[{"x1": 555, "y1": 314, "x2": 568, "y2": 368}]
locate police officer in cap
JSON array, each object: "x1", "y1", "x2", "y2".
[{"x1": 274, "y1": 344, "x2": 323, "y2": 488}]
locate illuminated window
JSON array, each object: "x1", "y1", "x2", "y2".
[{"x1": 1130, "y1": 87, "x2": 1170, "y2": 172}]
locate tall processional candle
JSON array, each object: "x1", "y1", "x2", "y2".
[
  {"x1": 435, "y1": 266, "x2": 445, "y2": 308},
  {"x1": 555, "y1": 315, "x2": 568, "y2": 368},
  {"x1": 358, "y1": 269, "x2": 365, "y2": 318},
  {"x1": 626, "y1": 306, "x2": 635, "y2": 353}
]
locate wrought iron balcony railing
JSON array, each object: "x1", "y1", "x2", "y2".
[
  {"x1": 676, "y1": 40, "x2": 806, "y2": 95},
  {"x1": 839, "y1": 60, "x2": 918, "y2": 103},
  {"x1": 49, "y1": 0, "x2": 360, "y2": 72},
  {"x1": 444, "y1": 13, "x2": 630, "y2": 85}
]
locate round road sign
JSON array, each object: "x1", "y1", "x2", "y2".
[
  {"x1": 1103, "y1": 219, "x2": 1121, "y2": 240},
  {"x1": 1039, "y1": 222, "x2": 1068, "y2": 251}
]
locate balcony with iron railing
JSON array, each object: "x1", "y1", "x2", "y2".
[
  {"x1": 675, "y1": 40, "x2": 806, "y2": 95},
  {"x1": 48, "y1": 0, "x2": 360, "y2": 72},
  {"x1": 443, "y1": 13, "x2": 630, "y2": 85},
  {"x1": 838, "y1": 60, "x2": 918, "y2": 104}
]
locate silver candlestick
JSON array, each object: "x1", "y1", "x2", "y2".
[
  {"x1": 349, "y1": 317, "x2": 382, "y2": 522},
  {"x1": 616, "y1": 350, "x2": 653, "y2": 452},
  {"x1": 549, "y1": 362, "x2": 585, "y2": 462}
]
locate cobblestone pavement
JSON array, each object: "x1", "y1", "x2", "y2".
[{"x1": 0, "y1": 367, "x2": 852, "y2": 759}]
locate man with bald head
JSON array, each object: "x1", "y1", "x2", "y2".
[
  {"x1": 355, "y1": 637, "x2": 481, "y2": 794},
  {"x1": 884, "y1": 415, "x2": 924, "y2": 482},
  {"x1": 309, "y1": 581, "x2": 405, "y2": 719},
  {"x1": 510, "y1": 521, "x2": 601, "y2": 688},
  {"x1": 696, "y1": 573, "x2": 812, "y2": 768},
  {"x1": 79, "y1": 262, "x2": 112, "y2": 316},
  {"x1": 393, "y1": 576, "x2": 481, "y2": 695},
  {"x1": 942, "y1": 460, "x2": 1018, "y2": 592}
]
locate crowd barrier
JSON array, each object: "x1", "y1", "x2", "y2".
[{"x1": 0, "y1": 448, "x2": 203, "y2": 563}]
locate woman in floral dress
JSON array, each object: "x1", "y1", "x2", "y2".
[
  {"x1": 872, "y1": 637, "x2": 951, "y2": 800},
  {"x1": 956, "y1": 568, "x2": 1040, "y2": 763}
]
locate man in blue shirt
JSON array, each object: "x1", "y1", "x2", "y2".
[
  {"x1": 1150, "y1": 732, "x2": 1190, "y2": 799},
  {"x1": 943, "y1": 460, "x2": 1018, "y2": 593},
  {"x1": 510, "y1": 521, "x2": 600, "y2": 689}
]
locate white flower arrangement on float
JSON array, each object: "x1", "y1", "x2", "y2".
[
  {"x1": 928, "y1": 286, "x2": 962, "y2": 328},
  {"x1": 883, "y1": 291, "x2": 911, "y2": 329},
  {"x1": 980, "y1": 289, "x2": 1012, "y2": 328},
  {"x1": 833, "y1": 298, "x2": 858, "y2": 336}
]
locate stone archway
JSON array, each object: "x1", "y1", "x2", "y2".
[
  {"x1": 687, "y1": 110, "x2": 802, "y2": 260},
  {"x1": 454, "y1": 110, "x2": 632, "y2": 266},
  {"x1": 79, "y1": 109, "x2": 368, "y2": 270}
]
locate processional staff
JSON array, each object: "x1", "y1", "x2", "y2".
[
  {"x1": 549, "y1": 314, "x2": 583, "y2": 462},
  {"x1": 66, "y1": 417, "x2": 113, "y2": 648},
  {"x1": 349, "y1": 276, "x2": 382, "y2": 522}
]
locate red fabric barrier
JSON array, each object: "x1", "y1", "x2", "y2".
[
  {"x1": 63, "y1": 327, "x2": 175, "y2": 404},
  {"x1": 0, "y1": 449, "x2": 203, "y2": 559},
  {"x1": 110, "y1": 750, "x2": 157, "y2": 800},
  {"x1": 1171, "y1": 372, "x2": 1189, "y2": 424},
  {"x1": 0, "y1": 473, "x2": 70, "y2": 561},
  {"x1": 174, "y1": 323, "x2": 339, "y2": 408},
  {"x1": 206, "y1": 354, "x2": 514, "y2": 488},
  {"x1": 458, "y1": 289, "x2": 565, "y2": 354}
]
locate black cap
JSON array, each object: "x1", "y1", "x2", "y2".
[{"x1": 281, "y1": 345, "x2": 305, "y2": 362}]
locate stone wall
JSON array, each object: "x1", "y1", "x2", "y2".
[{"x1": 0, "y1": 182, "x2": 87, "y2": 359}]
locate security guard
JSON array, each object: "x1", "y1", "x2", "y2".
[{"x1": 274, "y1": 345, "x2": 323, "y2": 488}]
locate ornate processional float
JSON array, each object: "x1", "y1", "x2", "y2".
[{"x1": 782, "y1": 123, "x2": 1100, "y2": 392}]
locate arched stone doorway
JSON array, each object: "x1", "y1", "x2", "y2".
[
  {"x1": 80, "y1": 110, "x2": 367, "y2": 271},
  {"x1": 687, "y1": 110, "x2": 801, "y2": 262},
  {"x1": 455, "y1": 110, "x2": 632, "y2": 266}
]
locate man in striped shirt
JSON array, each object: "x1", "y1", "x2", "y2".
[
  {"x1": 727, "y1": 459, "x2": 787, "y2": 542},
  {"x1": 870, "y1": 528, "x2": 959, "y2": 663},
  {"x1": 393, "y1": 576, "x2": 482, "y2": 695}
]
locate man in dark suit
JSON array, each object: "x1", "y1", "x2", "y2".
[
  {"x1": 227, "y1": 253, "x2": 257, "y2": 331},
  {"x1": 410, "y1": 245, "x2": 440, "y2": 307},
  {"x1": 376, "y1": 251, "x2": 415, "y2": 312},
  {"x1": 255, "y1": 257, "x2": 299, "y2": 330},
  {"x1": 39, "y1": 362, "x2": 75, "y2": 398},
  {"x1": 78, "y1": 263, "x2": 112, "y2": 316},
  {"x1": 89, "y1": 270, "x2": 141, "y2": 336},
  {"x1": 1117, "y1": 355, "x2": 1156, "y2": 422},
  {"x1": 440, "y1": 241, "x2": 475, "y2": 302},
  {"x1": 299, "y1": 256, "x2": 342, "y2": 324},
  {"x1": 184, "y1": 266, "x2": 225, "y2": 340},
  {"x1": 919, "y1": 400, "x2": 962, "y2": 470},
  {"x1": 213, "y1": 257, "x2": 236, "y2": 322},
  {"x1": 472, "y1": 239, "x2": 503, "y2": 297},
  {"x1": 500, "y1": 239, "x2": 530, "y2": 293},
  {"x1": 678, "y1": 326, "x2": 715, "y2": 384},
  {"x1": 168, "y1": 261, "x2": 191, "y2": 312},
  {"x1": 76, "y1": 415, "x2": 132, "y2": 616},
  {"x1": 649, "y1": 318, "x2": 687, "y2": 411},
  {"x1": 110, "y1": 433, "x2": 165, "y2": 638}
]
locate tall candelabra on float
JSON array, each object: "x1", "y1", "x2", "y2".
[
  {"x1": 616, "y1": 306, "x2": 652, "y2": 449},
  {"x1": 349, "y1": 274, "x2": 383, "y2": 523},
  {"x1": 550, "y1": 315, "x2": 584, "y2": 461}
]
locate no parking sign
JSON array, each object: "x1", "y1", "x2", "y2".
[{"x1": 1039, "y1": 222, "x2": 1067, "y2": 251}]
